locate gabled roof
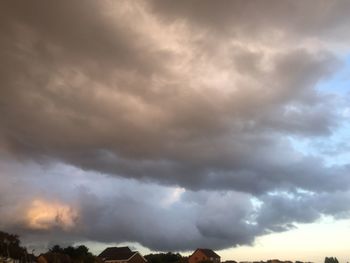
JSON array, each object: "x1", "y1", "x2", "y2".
[
  {"x1": 98, "y1": 247, "x2": 136, "y2": 261},
  {"x1": 193, "y1": 249, "x2": 220, "y2": 259},
  {"x1": 38, "y1": 252, "x2": 72, "y2": 263}
]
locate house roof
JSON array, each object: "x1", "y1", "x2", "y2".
[
  {"x1": 193, "y1": 249, "x2": 220, "y2": 259},
  {"x1": 98, "y1": 247, "x2": 137, "y2": 261},
  {"x1": 38, "y1": 252, "x2": 72, "y2": 263}
]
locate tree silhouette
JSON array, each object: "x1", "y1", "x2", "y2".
[
  {"x1": 0, "y1": 230, "x2": 28, "y2": 260},
  {"x1": 325, "y1": 257, "x2": 339, "y2": 263},
  {"x1": 145, "y1": 252, "x2": 183, "y2": 263},
  {"x1": 48, "y1": 244, "x2": 96, "y2": 263}
]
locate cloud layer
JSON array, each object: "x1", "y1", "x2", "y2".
[{"x1": 1, "y1": 0, "x2": 350, "y2": 252}]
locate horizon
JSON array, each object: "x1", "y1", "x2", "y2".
[
  {"x1": 0, "y1": 1, "x2": 350, "y2": 263},
  {"x1": 2, "y1": 230, "x2": 345, "y2": 263}
]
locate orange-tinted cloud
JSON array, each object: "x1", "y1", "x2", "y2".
[{"x1": 26, "y1": 199, "x2": 78, "y2": 231}]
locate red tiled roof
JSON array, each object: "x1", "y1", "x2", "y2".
[{"x1": 194, "y1": 249, "x2": 220, "y2": 259}]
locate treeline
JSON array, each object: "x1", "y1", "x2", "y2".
[
  {"x1": 47, "y1": 245, "x2": 98, "y2": 263},
  {"x1": 144, "y1": 252, "x2": 184, "y2": 263},
  {"x1": 324, "y1": 258, "x2": 339, "y2": 263},
  {"x1": 0, "y1": 230, "x2": 97, "y2": 263}
]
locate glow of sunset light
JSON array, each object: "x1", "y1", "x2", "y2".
[{"x1": 26, "y1": 199, "x2": 78, "y2": 231}]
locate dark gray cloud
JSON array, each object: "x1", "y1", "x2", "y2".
[
  {"x1": 256, "y1": 190, "x2": 350, "y2": 234},
  {"x1": 1, "y1": 0, "x2": 350, "y2": 253},
  {"x1": 0, "y1": 161, "x2": 259, "y2": 251},
  {"x1": 2, "y1": 161, "x2": 350, "y2": 252}
]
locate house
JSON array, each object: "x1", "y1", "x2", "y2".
[
  {"x1": 98, "y1": 247, "x2": 147, "y2": 263},
  {"x1": 188, "y1": 249, "x2": 220, "y2": 263},
  {"x1": 37, "y1": 252, "x2": 72, "y2": 263}
]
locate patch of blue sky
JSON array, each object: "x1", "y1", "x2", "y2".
[
  {"x1": 288, "y1": 121, "x2": 350, "y2": 167},
  {"x1": 316, "y1": 54, "x2": 350, "y2": 95},
  {"x1": 287, "y1": 54, "x2": 350, "y2": 166}
]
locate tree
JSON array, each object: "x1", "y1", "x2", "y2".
[
  {"x1": 325, "y1": 257, "x2": 339, "y2": 263},
  {"x1": 49, "y1": 245, "x2": 64, "y2": 254},
  {"x1": 0, "y1": 230, "x2": 27, "y2": 260},
  {"x1": 145, "y1": 252, "x2": 183, "y2": 263},
  {"x1": 48, "y1": 244, "x2": 96, "y2": 263}
]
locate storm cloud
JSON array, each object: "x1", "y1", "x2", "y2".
[{"x1": 1, "y1": 0, "x2": 350, "y2": 253}]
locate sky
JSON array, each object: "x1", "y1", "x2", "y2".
[{"x1": 0, "y1": 1, "x2": 350, "y2": 262}]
